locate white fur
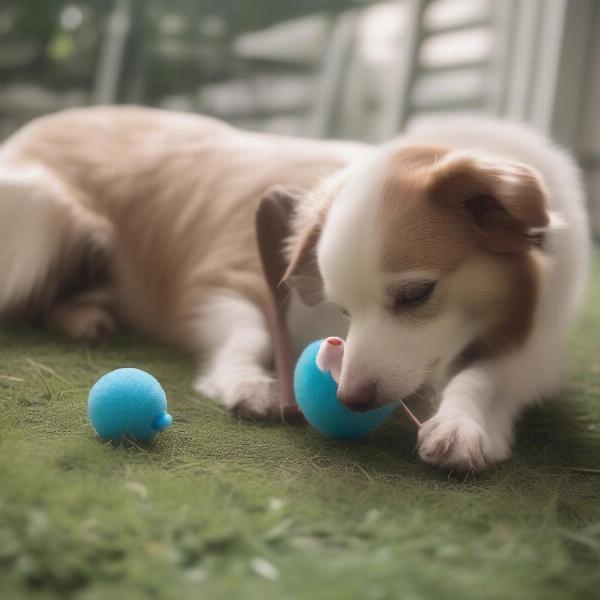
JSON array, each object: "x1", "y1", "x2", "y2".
[
  {"x1": 0, "y1": 164, "x2": 63, "y2": 310},
  {"x1": 310, "y1": 117, "x2": 590, "y2": 469},
  {"x1": 287, "y1": 291, "x2": 348, "y2": 356}
]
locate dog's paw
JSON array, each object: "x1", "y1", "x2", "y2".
[
  {"x1": 226, "y1": 376, "x2": 280, "y2": 421},
  {"x1": 53, "y1": 304, "x2": 116, "y2": 342},
  {"x1": 417, "y1": 413, "x2": 495, "y2": 471}
]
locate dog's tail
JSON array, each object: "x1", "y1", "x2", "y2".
[{"x1": 0, "y1": 161, "x2": 113, "y2": 319}]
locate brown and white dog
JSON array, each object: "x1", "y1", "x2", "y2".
[{"x1": 0, "y1": 107, "x2": 589, "y2": 470}]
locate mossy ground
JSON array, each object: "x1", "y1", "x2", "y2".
[{"x1": 1, "y1": 253, "x2": 599, "y2": 600}]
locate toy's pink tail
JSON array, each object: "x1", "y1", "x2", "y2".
[{"x1": 316, "y1": 337, "x2": 345, "y2": 383}]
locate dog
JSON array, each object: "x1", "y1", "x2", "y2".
[{"x1": 0, "y1": 107, "x2": 589, "y2": 470}]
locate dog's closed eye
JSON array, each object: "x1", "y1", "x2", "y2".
[{"x1": 387, "y1": 281, "x2": 436, "y2": 311}]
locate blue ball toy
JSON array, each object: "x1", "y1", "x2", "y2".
[
  {"x1": 88, "y1": 368, "x2": 172, "y2": 442},
  {"x1": 293, "y1": 339, "x2": 396, "y2": 440}
]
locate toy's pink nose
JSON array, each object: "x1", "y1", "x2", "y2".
[
  {"x1": 337, "y1": 381, "x2": 377, "y2": 412},
  {"x1": 316, "y1": 337, "x2": 345, "y2": 383}
]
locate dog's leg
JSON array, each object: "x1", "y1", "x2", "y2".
[
  {"x1": 193, "y1": 290, "x2": 279, "y2": 419},
  {"x1": 46, "y1": 288, "x2": 117, "y2": 341},
  {"x1": 418, "y1": 332, "x2": 567, "y2": 472},
  {"x1": 417, "y1": 363, "x2": 515, "y2": 471}
]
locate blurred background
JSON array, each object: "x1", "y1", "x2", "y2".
[{"x1": 0, "y1": 0, "x2": 598, "y2": 234}]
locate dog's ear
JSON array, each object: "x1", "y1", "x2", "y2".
[
  {"x1": 282, "y1": 217, "x2": 324, "y2": 306},
  {"x1": 430, "y1": 153, "x2": 549, "y2": 253},
  {"x1": 256, "y1": 185, "x2": 325, "y2": 307},
  {"x1": 256, "y1": 186, "x2": 298, "y2": 307}
]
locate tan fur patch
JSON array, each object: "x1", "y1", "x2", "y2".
[
  {"x1": 5, "y1": 107, "x2": 358, "y2": 348},
  {"x1": 380, "y1": 145, "x2": 474, "y2": 273},
  {"x1": 378, "y1": 145, "x2": 548, "y2": 357}
]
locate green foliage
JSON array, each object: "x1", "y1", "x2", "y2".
[
  {"x1": 0, "y1": 0, "x2": 112, "y2": 90},
  {"x1": 0, "y1": 0, "x2": 368, "y2": 101},
  {"x1": 1, "y1": 252, "x2": 599, "y2": 599}
]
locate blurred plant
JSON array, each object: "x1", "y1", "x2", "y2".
[
  {"x1": 0, "y1": 0, "x2": 373, "y2": 103},
  {"x1": 0, "y1": 0, "x2": 112, "y2": 90}
]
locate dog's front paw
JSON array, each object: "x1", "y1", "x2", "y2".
[
  {"x1": 226, "y1": 376, "x2": 280, "y2": 421},
  {"x1": 417, "y1": 413, "x2": 494, "y2": 471},
  {"x1": 51, "y1": 304, "x2": 116, "y2": 341}
]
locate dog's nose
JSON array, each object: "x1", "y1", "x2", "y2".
[{"x1": 337, "y1": 382, "x2": 377, "y2": 412}]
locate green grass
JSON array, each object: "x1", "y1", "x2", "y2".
[{"x1": 1, "y1": 255, "x2": 600, "y2": 600}]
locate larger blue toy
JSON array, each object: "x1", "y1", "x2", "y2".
[
  {"x1": 88, "y1": 368, "x2": 173, "y2": 442},
  {"x1": 294, "y1": 338, "x2": 397, "y2": 440}
]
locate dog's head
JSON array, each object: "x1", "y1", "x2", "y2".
[{"x1": 284, "y1": 144, "x2": 550, "y2": 410}]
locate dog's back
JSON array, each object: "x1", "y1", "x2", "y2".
[{"x1": 0, "y1": 107, "x2": 362, "y2": 346}]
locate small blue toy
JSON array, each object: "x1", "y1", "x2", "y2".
[
  {"x1": 294, "y1": 338, "x2": 398, "y2": 440},
  {"x1": 88, "y1": 368, "x2": 172, "y2": 442}
]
